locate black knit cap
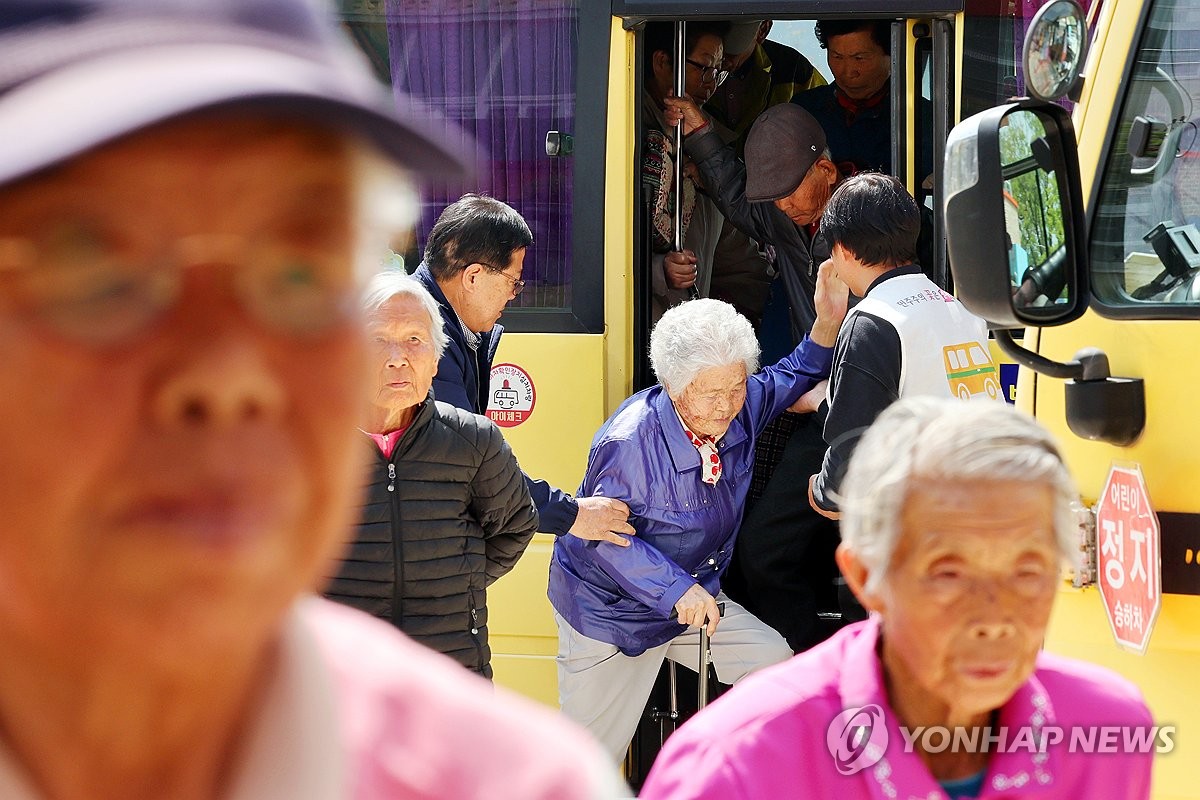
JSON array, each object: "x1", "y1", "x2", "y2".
[
  {"x1": 0, "y1": 0, "x2": 470, "y2": 187},
  {"x1": 744, "y1": 104, "x2": 827, "y2": 202}
]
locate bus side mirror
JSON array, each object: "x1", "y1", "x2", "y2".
[{"x1": 943, "y1": 100, "x2": 1088, "y2": 328}]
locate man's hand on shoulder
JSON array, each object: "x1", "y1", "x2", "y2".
[{"x1": 568, "y1": 497, "x2": 636, "y2": 546}]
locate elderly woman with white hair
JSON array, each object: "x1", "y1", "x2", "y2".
[
  {"x1": 548, "y1": 262, "x2": 848, "y2": 760},
  {"x1": 642, "y1": 397, "x2": 1155, "y2": 800},
  {"x1": 325, "y1": 271, "x2": 539, "y2": 678}
]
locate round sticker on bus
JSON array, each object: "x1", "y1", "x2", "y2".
[{"x1": 486, "y1": 363, "x2": 536, "y2": 428}]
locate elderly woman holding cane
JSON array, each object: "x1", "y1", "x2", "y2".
[
  {"x1": 325, "y1": 271, "x2": 539, "y2": 678},
  {"x1": 0, "y1": 1, "x2": 615, "y2": 798},
  {"x1": 548, "y1": 261, "x2": 848, "y2": 761},
  {"x1": 642, "y1": 397, "x2": 1155, "y2": 800}
]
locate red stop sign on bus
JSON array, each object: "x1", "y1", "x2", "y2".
[{"x1": 1095, "y1": 464, "x2": 1161, "y2": 654}]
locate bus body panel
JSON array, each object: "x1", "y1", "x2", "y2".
[{"x1": 1029, "y1": 2, "x2": 1199, "y2": 796}]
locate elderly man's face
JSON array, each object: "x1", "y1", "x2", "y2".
[
  {"x1": 773, "y1": 159, "x2": 840, "y2": 227},
  {"x1": 459, "y1": 247, "x2": 526, "y2": 334},
  {"x1": 366, "y1": 294, "x2": 439, "y2": 428},
  {"x1": 0, "y1": 117, "x2": 368, "y2": 667},
  {"x1": 674, "y1": 362, "x2": 747, "y2": 439},
  {"x1": 653, "y1": 33, "x2": 725, "y2": 108},
  {"x1": 870, "y1": 480, "x2": 1060, "y2": 725},
  {"x1": 684, "y1": 34, "x2": 725, "y2": 106},
  {"x1": 827, "y1": 29, "x2": 891, "y2": 101}
]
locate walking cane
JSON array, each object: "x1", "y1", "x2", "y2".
[{"x1": 696, "y1": 601, "x2": 724, "y2": 710}]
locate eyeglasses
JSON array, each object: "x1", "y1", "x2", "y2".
[
  {"x1": 685, "y1": 58, "x2": 730, "y2": 87},
  {"x1": 475, "y1": 262, "x2": 526, "y2": 297},
  {"x1": 0, "y1": 229, "x2": 360, "y2": 346}
]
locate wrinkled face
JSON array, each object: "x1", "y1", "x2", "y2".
[
  {"x1": 653, "y1": 33, "x2": 725, "y2": 107},
  {"x1": 773, "y1": 159, "x2": 839, "y2": 227},
  {"x1": 684, "y1": 33, "x2": 725, "y2": 105},
  {"x1": 460, "y1": 247, "x2": 525, "y2": 333},
  {"x1": 366, "y1": 294, "x2": 439, "y2": 426},
  {"x1": 672, "y1": 362, "x2": 747, "y2": 439},
  {"x1": 0, "y1": 117, "x2": 369, "y2": 669},
  {"x1": 872, "y1": 480, "x2": 1060, "y2": 723},
  {"x1": 827, "y1": 29, "x2": 891, "y2": 100}
]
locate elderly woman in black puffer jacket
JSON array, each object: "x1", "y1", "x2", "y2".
[{"x1": 325, "y1": 271, "x2": 538, "y2": 677}]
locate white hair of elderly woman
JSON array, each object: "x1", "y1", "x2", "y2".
[
  {"x1": 361, "y1": 269, "x2": 450, "y2": 358},
  {"x1": 649, "y1": 299, "x2": 761, "y2": 395},
  {"x1": 840, "y1": 396, "x2": 1078, "y2": 592}
]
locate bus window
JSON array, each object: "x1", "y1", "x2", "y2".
[
  {"x1": 338, "y1": 1, "x2": 594, "y2": 329},
  {"x1": 1090, "y1": 0, "x2": 1200, "y2": 309}
]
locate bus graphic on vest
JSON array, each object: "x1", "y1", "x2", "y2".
[{"x1": 943, "y1": 342, "x2": 1001, "y2": 400}]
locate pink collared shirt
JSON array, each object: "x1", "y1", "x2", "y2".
[
  {"x1": 363, "y1": 427, "x2": 408, "y2": 459},
  {"x1": 642, "y1": 617, "x2": 1154, "y2": 800}
]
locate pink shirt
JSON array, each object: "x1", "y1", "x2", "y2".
[
  {"x1": 642, "y1": 617, "x2": 1154, "y2": 800},
  {"x1": 364, "y1": 427, "x2": 407, "y2": 459},
  {"x1": 0, "y1": 598, "x2": 620, "y2": 800}
]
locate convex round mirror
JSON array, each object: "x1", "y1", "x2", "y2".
[{"x1": 1023, "y1": 0, "x2": 1088, "y2": 102}]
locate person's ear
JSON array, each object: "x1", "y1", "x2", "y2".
[
  {"x1": 817, "y1": 158, "x2": 839, "y2": 185},
  {"x1": 836, "y1": 543, "x2": 886, "y2": 614},
  {"x1": 652, "y1": 49, "x2": 673, "y2": 84},
  {"x1": 460, "y1": 262, "x2": 486, "y2": 292}
]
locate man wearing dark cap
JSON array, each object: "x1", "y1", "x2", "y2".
[
  {"x1": 0, "y1": 1, "x2": 615, "y2": 798},
  {"x1": 667, "y1": 98, "x2": 842, "y2": 344},
  {"x1": 665, "y1": 96, "x2": 848, "y2": 654}
]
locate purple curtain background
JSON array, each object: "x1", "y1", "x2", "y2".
[{"x1": 385, "y1": 0, "x2": 578, "y2": 310}]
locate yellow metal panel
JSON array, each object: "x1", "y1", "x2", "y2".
[
  {"x1": 486, "y1": 333, "x2": 607, "y2": 495},
  {"x1": 604, "y1": 16, "x2": 637, "y2": 411},
  {"x1": 1036, "y1": 317, "x2": 1200, "y2": 512},
  {"x1": 1034, "y1": 5, "x2": 1197, "y2": 798},
  {"x1": 485, "y1": 334, "x2": 606, "y2": 706},
  {"x1": 1048, "y1": 589, "x2": 1200, "y2": 800},
  {"x1": 489, "y1": 17, "x2": 638, "y2": 707}
]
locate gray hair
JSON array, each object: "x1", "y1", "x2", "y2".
[
  {"x1": 841, "y1": 396, "x2": 1078, "y2": 593},
  {"x1": 649, "y1": 299, "x2": 760, "y2": 395},
  {"x1": 361, "y1": 269, "x2": 449, "y2": 358}
]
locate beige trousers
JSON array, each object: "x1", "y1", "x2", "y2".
[{"x1": 554, "y1": 592, "x2": 791, "y2": 762}]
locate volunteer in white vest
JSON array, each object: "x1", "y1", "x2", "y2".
[{"x1": 808, "y1": 173, "x2": 996, "y2": 517}]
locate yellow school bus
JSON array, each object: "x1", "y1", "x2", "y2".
[
  {"x1": 944, "y1": 1, "x2": 1200, "y2": 796},
  {"x1": 336, "y1": 0, "x2": 1051, "y2": 704}
]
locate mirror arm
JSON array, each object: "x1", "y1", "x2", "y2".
[
  {"x1": 994, "y1": 328, "x2": 1086, "y2": 380},
  {"x1": 995, "y1": 331, "x2": 1147, "y2": 447}
]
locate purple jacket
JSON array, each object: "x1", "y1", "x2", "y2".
[
  {"x1": 547, "y1": 337, "x2": 833, "y2": 655},
  {"x1": 642, "y1": 617, "x2": 1155, "y2": 800}
]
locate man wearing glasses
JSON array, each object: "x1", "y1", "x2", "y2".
[
  {"x1": 642, "y1": 21, "x2": 769, "y2": 327},
  {"x1": 412, "y1": 194, "x2": 636, "y2": 545}
]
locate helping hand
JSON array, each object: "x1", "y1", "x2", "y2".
[
  {"x1": 788, "y1": 379, "x2": 828, "y2": 414},
  {"x1": 569, "y1": 497, "x2": 636, "y2": 546}
]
